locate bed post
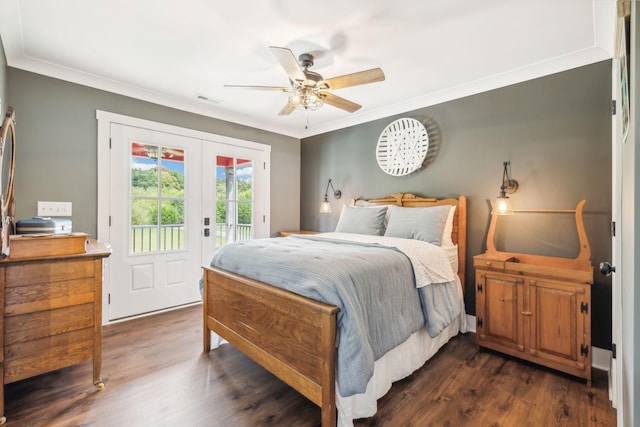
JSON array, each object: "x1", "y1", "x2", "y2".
[
  {"x1": 203, "y1": 275, "x2": 211, "y2": 353},
  {"x1": 320, "y1": 307, "x2": 337, "y2": 427},
  {"x1": 457, "y1": 195, "x2": 467, "y2": 291}
]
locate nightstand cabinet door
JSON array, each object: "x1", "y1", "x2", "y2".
[
  {"x1": 476, "y1": 271, "x2": 524, "y2": 353},
  {"x1": 528, "y1": 279, "x2": 591, "y2": 378}
]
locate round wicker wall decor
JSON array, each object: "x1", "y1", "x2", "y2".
[{"x1": 376, "y1": 118, "x2": 428, "y2": 176}]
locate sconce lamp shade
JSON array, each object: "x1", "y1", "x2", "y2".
[
  {"x1": 319, "y1": 179, "x2": 341, "y2": 213},
  {"x1": 494, "y1": 194, "x2": 514, "y2": 215},
  {"x1": 320, "y1": 197, "x2": 332, "y2": 213}
]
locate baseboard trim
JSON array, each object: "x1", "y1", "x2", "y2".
[
  {"x1": 591, "y1": 346, "x2": 612, "y2": 371},
  {"x1": 465, "y1": 315, "x2": 611, "y2": 372},
  {"x1": 466, "y1": 314, "x2": 476, "y2": 333}
]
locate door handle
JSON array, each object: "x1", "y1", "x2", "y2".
[{"x1": 599, "y1": 261, "x2": 615, "y2": 276}]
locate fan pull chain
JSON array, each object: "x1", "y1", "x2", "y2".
[{"x1": 305, "y1": 110, "x2": 309, "y2": 130}]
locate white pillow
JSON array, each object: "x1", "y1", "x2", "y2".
[
  {"x1": 445, "y1": 243, "x2": 459, "y2": 275},
  {"x1": 335, "y1": 204, "x2": 388, "y2": 235},
  {"x1": 442, "y1": 205, "x2": 457, "y2": 249}
]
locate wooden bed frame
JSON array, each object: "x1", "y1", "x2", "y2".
[{"x1": 203, "y1": 194, "x2": 467, "y2": 427}]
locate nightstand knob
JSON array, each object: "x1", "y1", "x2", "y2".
[{"x1": 485, "y1": 261, "x2": 491, "y2": 266}]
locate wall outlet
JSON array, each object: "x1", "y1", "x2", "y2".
[{"x1": 37, "y1": 201, "x2": 72, "y2": 217}]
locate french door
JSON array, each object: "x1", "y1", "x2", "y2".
[
  {"x1": 109, "y1": 124, "x2": 203, "y2": 320},
  {"x1": 97, "y1": 112, "x2": 270, "y2": 322},
  {"x1": 201, "y1": 142, "x2": 269, "y2": 267}
]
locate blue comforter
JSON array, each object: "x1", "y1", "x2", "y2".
[{"x1": 207, "y1": 234, "x2": 457, "y2": 396}]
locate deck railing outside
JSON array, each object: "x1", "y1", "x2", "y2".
[
  {"x1": 215, "y1": 223, "x2": 252, "y2": 245},
  {"x1": 131, "y1": 224, "x2": 184, "y2": 253},
  {"x1": 131, "y1": 223, "x2": 252, "y2": 252}
]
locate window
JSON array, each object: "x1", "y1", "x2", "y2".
[
  {"x1": 215, "y1": 155, "x2": 253, "y2": 245},
  {"x1": 130, "y1": 143, "x2": 185, "y2": 253}
]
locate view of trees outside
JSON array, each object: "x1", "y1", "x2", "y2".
[
  {"x1": 130, "y1": 144, "x2": 185, "y2": 253},
  {"x1": 129, "y1": 147, "x2": 255, "y2": 252},
  {"x1": 215, "y1": 181, "x2": 252, "y2": 224},
  {"x1": 131, "y1": 169, "x2": 184, "y2": 225}
]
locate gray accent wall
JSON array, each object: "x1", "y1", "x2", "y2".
[
  {"x1": 6, "y1": 68, "x2": 300, "y2": 239},
  {"x1": 302, "y1": 61, "x2": 612, "y2": 349}
]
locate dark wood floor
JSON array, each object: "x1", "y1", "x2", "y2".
[{"x1": 4, "y1": 304, "x2": 615, "y2": 426}]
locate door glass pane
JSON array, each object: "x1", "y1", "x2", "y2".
[
  {"x1": 237, "y1": 202, "x2": 252, "y2": 242},
  {"x1": 161, "y1": 147, "x2": 185, "y2": 197},
  {"x1": 130, "y1": 198, "x2": 157, "y2": 253},
  {"x1": 216, "y1": 155, "x2": 254, "y2": 245},
  {"x1": 131, "y1": 143, "x2": 158, "y2": 197},
  {"x1": 160, "y1": 200, "x2": 184, "y2": 250},
  {"x1": 131, "y1": 142, "x2": 185, "y2": 254},
  {"x1": 237, "y1": 158, "x2": 252, "y2": 201}
]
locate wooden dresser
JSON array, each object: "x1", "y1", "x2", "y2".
[
  {"x1": 0, "y1": 234, "x2": 111, "y2": 424},
  {"x1": 475, "y1": 201, "x2": 593, "y2": 385}
]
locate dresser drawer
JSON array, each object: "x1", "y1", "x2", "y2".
[
  {"x1": 4, "y1": 333, "x2": 93, "y2": 384},
  {"x1": 5, "y1": 259, "x2": 95, "y2": 287},
  {"x1": 4, "y1": 303, "x2": 94, "y2": 346},
  {"x1": 4, "y1": 278, "x2": 95, "y2": 316}
]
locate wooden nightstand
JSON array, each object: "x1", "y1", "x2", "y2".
[
  {"x1": 278, "y1": 230, "x2": 320, "y2": 237},
  {"x1": 475, "y1": 201, "x2": 593, "y2": 385}
]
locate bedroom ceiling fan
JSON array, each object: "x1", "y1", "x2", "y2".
[{"x1": 225, "y1": 46, "x2": 385, "y2": 116}]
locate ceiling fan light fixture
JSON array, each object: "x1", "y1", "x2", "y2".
[
  {"x1": 227, "y1": 46, "x2": 385, "y2": 116},
  {"x1": 290, "y1": 86, "x2": 324, "y2": 111}
]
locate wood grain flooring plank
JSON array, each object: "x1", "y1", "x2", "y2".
[{"x1": 2, "y1": 305, "x2": 615, "y2": 426}]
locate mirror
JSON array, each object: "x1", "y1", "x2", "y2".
[{"x1": 0, "y1": 107, "x2": 16, "y2": 258}]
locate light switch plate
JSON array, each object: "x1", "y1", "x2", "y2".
[{"x1": 37, "y1": 201, "x2": 72, "y2": 217}]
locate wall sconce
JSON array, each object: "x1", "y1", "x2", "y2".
[
  {"x1": 494, "y1": 161, "x2": 518, "y2": 215},
  {"x1": 319, "y1": 179, "x2": 342, "y2": 213}
]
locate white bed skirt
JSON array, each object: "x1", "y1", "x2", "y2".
[
  {"x1": 337, "y1": 313, "x2": 466, "y2": 426},
  {"x1": 337, "y1": 277, "x2": 469, "y2": 427}
]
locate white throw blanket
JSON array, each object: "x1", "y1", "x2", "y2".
[{"x1": 308, "y1": 232, "x2": 456, "y2": 287}]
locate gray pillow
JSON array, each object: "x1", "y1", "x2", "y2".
[
  {"x1": 384, "y1": 205, "x2": 451, "y2": 245},
  {"x1": 335, "y1": 205, "x2": 388, "y2": 235}
]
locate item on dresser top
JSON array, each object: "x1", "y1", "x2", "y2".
[{"x1": 16, "y1": 216, "x2": 72, "y2": 235}]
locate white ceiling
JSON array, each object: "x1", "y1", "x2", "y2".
[{"x1": 0, "y1": 0, "x2": 616, "y2": 139}]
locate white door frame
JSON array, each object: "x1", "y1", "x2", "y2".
[
  {"x1": 96, "y1": 110, "x2": 271, "y2": 325},
  {"x1": 610, "y1": 54, "x2": 624, "y2": 415}
]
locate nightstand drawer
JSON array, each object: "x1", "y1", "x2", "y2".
[{"x1": 474, "y1": 257, "x2": 508, "y2": 270}]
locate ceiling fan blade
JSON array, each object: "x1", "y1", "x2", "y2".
[
  {"x1": 320, "y1": 68, "x2": 385, "y2": 90},
  {"x1": 269, "y1": 46, "x2": 306, "y2": 83},
  {"x1": 322, "y1": 92, "x2": 361, "y2": 113},
  {"x1": 278, "y1": 100, "x2": 298, "y2": 116},
  {"x1": 224, "y1": 84, "x2": 291, "y2": 92}
]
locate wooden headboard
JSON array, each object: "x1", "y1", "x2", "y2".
[{"x1": 365, "y1": 193, "x2": 468, "y2": 292}]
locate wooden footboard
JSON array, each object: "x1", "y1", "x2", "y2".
[{"x1": 203, "y1": 266, "x2": 339, "y2": 427}]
